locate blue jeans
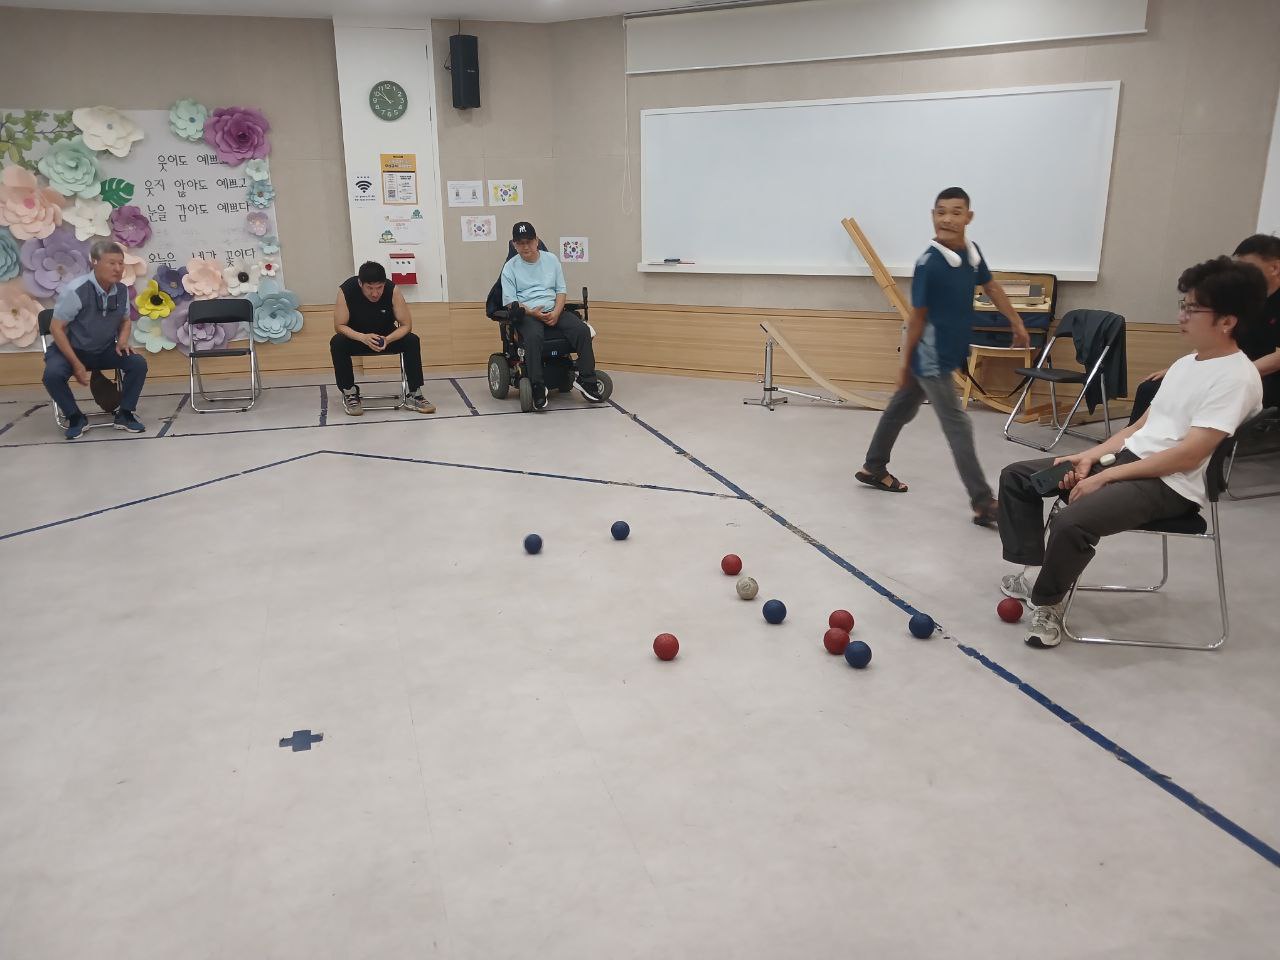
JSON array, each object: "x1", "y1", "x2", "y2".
[{"x1": 43, "y1": 346, "x2": 148, "y2": 419}]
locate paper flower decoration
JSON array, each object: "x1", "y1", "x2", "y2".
[
  {"x1": 162, "y1": 299, "x2": 241, "y2": 356},
  {"x1": 203, "y1": 107, "x2": 271, "y2": 166},
  {"x1": 0, "y1": 230, "x2": 20, "y2": 283},
  {"x1": 72, "y1": 106, "x2": 144, "y2": 158},
  {"x1": 168, "y1": 99, "x2": 208, "y2": 142},
  {"x1": 260, "y1": 260, "x2": 278, "y2": 279},
  {"x1": 131, "y1": 314, "x2": 176, "y2": 352},
  {"x1": 246, "y1": 180, "x2": 275, "y2": 209},
  {"x1": 20, "y1": 227, "x2": 89, "y2": 299},
  {"x1": 260, "y1": 235, "x2": 280, "y2": 255},
  {"x1": 63, "y1": 197, "x2": 112, "y2": 241},
  {"x1": 134, "y1": 279, "x2": 174, "y2": 320},
  {"x1": 243, "y1": 158, "x2": 270, "y2": 182},
  {"x1": 223, "y1": 262, "x2": 260, "y2": 297},
  {"x1": 119, "y1": 247, "x2": 146, "y2": 287},
  {"x1": 109, "y1": 205, "x2": 152, "y2": 248},
  {"x1": 37, "y1": 137, "x2": 102, "y2": 200},
  {"x1": 0, "y1": 165, "x2": 65, "y2": 241},
  {"x1": 249, "y1": 279, "x2": 302, "y2": 343},
  {"x1": 245, "y1": 210, "x2": 270, "y2": 236},
  {"x1": 155, "y1": 264, "x2": 189, "y2": 301},
  {"x1": 0, "y1": 284, "x2": 41, "y2": 348},
  {"x1": 182, "y1": 257, "x2": 227, "y2": 299}
]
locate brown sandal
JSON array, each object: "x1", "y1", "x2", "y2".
[{"x1": 855, "y1": 469, "x2": 908, "y2": 493}]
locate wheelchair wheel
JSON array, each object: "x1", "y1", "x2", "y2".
[
  {"x1": 593, "y1": 370, "x2": 614, "y2": 401},
  {"x1": 488, "y1": 353, "x2": 511, "y2": 399},
  {"x1": 518, "y1": 376, "x2": 535, "y2": 413}
]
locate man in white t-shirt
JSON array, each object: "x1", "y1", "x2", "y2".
[{"x1": 996, "y1": 256, "x2": 1265, "y2": 648}]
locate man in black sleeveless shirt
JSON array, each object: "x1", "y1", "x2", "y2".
[{"x1": 330, "y1": 261, "x2": 434, "y2": 415}]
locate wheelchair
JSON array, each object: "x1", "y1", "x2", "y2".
[{"x1": 484, "y1": 240, "x2": 613, "y2": 412}]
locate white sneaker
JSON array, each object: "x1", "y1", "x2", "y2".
[
  {"x1": 342, "y1": 387, "x2": 363, "y2": 416},
  {"x1": 1000, "y1": 571, "x2": 1033, "y2": 601},
  {"x1": 1025, "y1": 601, "x2": 1066, "y2": 649}
]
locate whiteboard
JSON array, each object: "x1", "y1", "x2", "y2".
[{"x1": 640, "y1": 82, "x2": 1120, "y2": 282}]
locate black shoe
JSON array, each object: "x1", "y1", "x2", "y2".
[
  {"x1": 573, "y1": 377, "x2": 606, "y2": 403},
  {"x1": 533, "y1": 383, "x2": 548, "y2": 411}
]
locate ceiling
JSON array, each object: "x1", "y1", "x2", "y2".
[{"x1": 1, "y1": 0, "x2": 755, "y2": 23}]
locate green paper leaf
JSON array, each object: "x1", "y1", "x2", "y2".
[{"x1": 99, "y1": 178, "x2": 135, "y2": 208}]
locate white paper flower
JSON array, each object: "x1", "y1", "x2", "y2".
[
  {"x1": 260, "y1": 260, "x2": 278, "y2": 278},
  {"x1": 243, "y1": 158, "x2": 271, "y2": 182},
  {"x1": 72, "y1": 106, "x2": 144, "y2": 159},
  {"x1": 119, "y1": 246, "x2": 147, "y2": 287},
  {"x1": 223, "y1": 262, "x2": 261, "y2": 297},
  {"x1": 63, "y1": 197, "x2": 113, "y2": 241}
]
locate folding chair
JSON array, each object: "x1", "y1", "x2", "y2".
[
  {"x1": 1054, "y1": 410, "x2": 1272, "y2": 651},
  {"x1": 1224, "y1": 409, "x2": 1280, "y2": 501},
  {"x1": 355, "y1": 348, "x2": 410, "y2": 412},
  {"x1": 1004, "y1": 310, "x2": 1125, "y2": 452},
  {"x1": 187, "y1": 298, "x2": 261, "y2": 413},
  {"x1": 37, "y1": 308, "x2": 120, "y2": 434}
]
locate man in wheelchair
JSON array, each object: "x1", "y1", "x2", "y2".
[{"x1": 497, "y1": 221, "x2": 606, "y2": 411}]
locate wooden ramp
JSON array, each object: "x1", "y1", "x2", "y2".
[{"x1": 759, "y1": 320, "x2": 888, "y2": 411}]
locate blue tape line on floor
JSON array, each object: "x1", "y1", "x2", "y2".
[
  {"x1": 450, "y1": 378, "x2": 479, "y2": 415},
  {"x1": 0, "y1": 403, "x2": 45, "y2": 437},
  {"x1": 155, "y1": 395, "x2": 188, "y2": 439},
  {"x1": 609, "y1": 398, "x2": 1280, "y2": 871},
  {"x1": 0, "y1": 451, "x2": 323, "y2": 543},
  {"x1": 319, "y1": 385, "x2": 329, "y2": 426},
  {"x1": 324, "y1": 449, "x2": 734, "y2": 499}
]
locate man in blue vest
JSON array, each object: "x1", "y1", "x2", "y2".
[{"x1": 43, "y1": 240, "x2": 148, "y2": 440}]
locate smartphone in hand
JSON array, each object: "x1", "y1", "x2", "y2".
[{"x1": 1030, "y1": 461, "x2": 1074, "y2": 496}]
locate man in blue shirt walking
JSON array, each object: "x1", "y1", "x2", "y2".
[
  {"x1": 43, "y1": 240, "x2": 148, "y2": 440},
  {"x1": 500, "y1": 221, "x2": 603, "y2": 411},
  {"x1": 856, "y1": 188, "x2": 1030, "y2": 526}
]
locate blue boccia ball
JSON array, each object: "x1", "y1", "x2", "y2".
[
  {"x1": 611, "y1": 521, "x2": 630, "y2": 541},
  {"x1": 908, "y1": 612, "x2": 935, "y2": 638},
  {"x1": 844, "y1": 640, "x2": 872, "y2": 669},
  {"x1": 524, "y1": 534, "x2": 543, "y2": 555},
  {"x1": 762, "y1": 599, "x2": 787, "y2": 624}
]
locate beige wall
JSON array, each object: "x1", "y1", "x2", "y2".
[
  {"x1": 0, "y1": 6, "x2": 351, "y2": 306},
  {"x1": 433, "y1": 0, "x2": 1280, "y2": 322}
]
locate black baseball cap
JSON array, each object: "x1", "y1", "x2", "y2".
[{"x1": 512, "y1": 221, "x2": 536, "y2": 240}]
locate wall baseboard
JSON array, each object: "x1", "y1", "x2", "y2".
[{"x1": 0, "y1": 300, "x2": 1191, "y2": 389}]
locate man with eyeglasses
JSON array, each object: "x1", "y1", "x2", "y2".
[
  {"x1": 42, "y1": 240, "x2": 148, "y2": 439},
  {"x1": 1128, "y1": 233, "x2": 1280, "y2": 423},
  {"x1": 995, "y1": 257, "x2": 1264, "y2": 649}
]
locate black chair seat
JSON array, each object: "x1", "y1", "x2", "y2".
[
  {"x1": 1015, "y1": 367, "x2": 1086, "y2": 383},
  {"x1": 1138, "y1": 512, "x2": 1208, "y2": 536},
  {"x1": 191, "y1": 347, "x2": 252, "y2": 359}
]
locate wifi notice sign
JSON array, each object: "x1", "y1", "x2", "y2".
[{"x1": 349, "y1": 172, "x2": 377, "y2": 204}]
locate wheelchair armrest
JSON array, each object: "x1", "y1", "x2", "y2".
[{"x1": 491, "y1": 309, "x2": 510, "y2": 322}]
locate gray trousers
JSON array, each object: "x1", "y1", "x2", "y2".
[
  {"x1": 864, "y1": 372, "x2": 993, "y2": 507},
  {"x1": 997, "y1": 450, "x2": 1198, "y2": 605}
]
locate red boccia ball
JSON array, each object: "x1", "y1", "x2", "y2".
[
  {"x1": 997, "y1": 598, "x2": 1024, "y2": 623},
  {"x1": 823, "y1": 627, "x2": 851, "y2": 655},
  {"x1": 653, "y1": 633, "x2": 680, "y2": 661},
  {"x1": 721, "y1": 554, "x2": 743, "y2": 576},
  {"x1": 828, "y1": 609, "x2": 855, "y2": 632}
]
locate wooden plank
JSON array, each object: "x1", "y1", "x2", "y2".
[{"x1": 760, "y1": 320, "x2": 888, "y2": 410}]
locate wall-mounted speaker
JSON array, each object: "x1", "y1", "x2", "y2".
[{"x1": 450, "y1": 34, "x2": 480, "y2": 109}]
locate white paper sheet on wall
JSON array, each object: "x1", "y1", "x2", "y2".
[
  {"x1": 461, "y1": 215, "x2": 497, "y2": 241},
  {"x1": 447, "y1": 180, "x2": 485, "y2": 207},
  {"x1": 487, "y1": 180, "x2": 523, "y2": 206}
]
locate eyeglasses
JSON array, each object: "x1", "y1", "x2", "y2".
[{"x1": 1177, "y1": 299, "x2": 1214, "y2": 316}]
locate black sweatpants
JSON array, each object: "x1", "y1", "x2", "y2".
[
  {"x1": 997, "y1": 450, "x2": 1198, "y2": 605},
  {"x1": 330, "y1": 332, "x2": 425, "y2": 392},
  {"x1": 515, "y1": 308, "x2": 595, "y2": 387}
]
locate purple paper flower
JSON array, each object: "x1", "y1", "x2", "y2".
[
  {"x1": 155, "y1": 263, "x2": 190, "y2": 301},
  {"x1": 110, "y1": 205, "x2": 152, "y2": 248},
  {"x1": 203, "y1": 107, "x2": 271, "y2": 166},
  {"x1": 20, "y1": 227, "x2": 90, "y2": 299},
  {"x1": 161, "y1": 298, "x2": 242, "y2": 356}
]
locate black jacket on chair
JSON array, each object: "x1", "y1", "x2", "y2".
[{"x1": 1063, "y1": 309, "x2": 1127, "y2": 413}]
